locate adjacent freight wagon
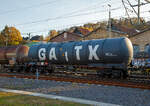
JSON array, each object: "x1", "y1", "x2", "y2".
[
  {"x1": 0, "y1": 45, "x2": 29, "y2": 64},
  {"x1": 0, "y1": 45, "x2": 29, "y2": 72}
]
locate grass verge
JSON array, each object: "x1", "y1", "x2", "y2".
[{"x1": 0, "y1": 92, "x2": 88, "y2": 106}]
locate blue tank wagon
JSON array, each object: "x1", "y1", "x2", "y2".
[{"x1": 28, "y1": 37, "x2": 133, "y2": 78}]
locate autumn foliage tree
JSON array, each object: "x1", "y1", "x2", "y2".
[
  {"x1": 45, "y1": 30, "x2": 58, "y2": 41},
  {"x1": 80, "y1": 26, "x2": 93, "y2": 32},
  {"x1": 49, "y1": 30, "x2": 58, "y2": 39},
  {"x1": 0, "y1": 26, "x2": 22, "y2": 46},
  {"x1": 0, "y1": 33, "x2": 5, "y2": 46}
]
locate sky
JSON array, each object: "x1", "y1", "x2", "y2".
[{"x1": 0, "y1": 0, "x2": 150, "y2": 37}]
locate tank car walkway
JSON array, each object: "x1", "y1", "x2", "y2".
[{"x1": 0, "y1": 88, "x2": 119, "y2": 106}]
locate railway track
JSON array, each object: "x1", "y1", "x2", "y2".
[{"x1": 0, "y1": 71, "x2": 150, "y2": 90}]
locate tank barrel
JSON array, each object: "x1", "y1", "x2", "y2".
[{"x1": 28, "y1": 37, "x2": 133, "y2": 65}]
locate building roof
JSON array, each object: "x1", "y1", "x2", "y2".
[
  {"x1": 83, "y1": 24, "x2": 139, "y2": 38},
  {"x1": 30, "y1": 35, "x2": 42, "y2": 41},
  {"x1": 49, "y1": 31, "x2": 84, "y2": 41},
  {"x1": 23, "y1": 37, "x2": 29, "y2": 40},
  {"x1": 111, "y1": 24, "x2": 137, "y2": 36},
  {"x1": 73, "y1": 27, "x2": 90, "y2": 35},
  {"x1": 83, "y1": 25, "x2": 128, "y2": 38},
  {"x1": 83, "y1": 26, "x2": 103, "y2": 38},
  {"x1": 129, "y1": 27, "x2": 150, "y2": 38}
]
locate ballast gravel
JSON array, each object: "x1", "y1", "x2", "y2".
[{"x1": 0, "y1": 77, "x2": 150, "y2": 106}]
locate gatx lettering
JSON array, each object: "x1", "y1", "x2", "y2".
[
  {"x1": 38, "y1": 45, "x2": 100, "y2": 61},
  {"x1": 74, "y1": 46, "x2": 82, "y2": 60},
  {"x1": 49, "y1": 48, "x2": 57, "y2": 60},
  {"x1": 88, "y1": 45, "x2": 99, "y2": 60},
  {"x1": 38, "y1": 48, "x2": 46, "y2": 60}
]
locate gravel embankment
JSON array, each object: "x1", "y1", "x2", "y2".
[{"x1": 0, "y1": 77, "x2": 150, "y2": 106}]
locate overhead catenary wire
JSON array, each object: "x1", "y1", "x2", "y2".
[
  {"x1": 19, "y1": 7, "x2": 150, "y2": 35},
  {"x1": 21, "y1": 15, "x2": 134, "y2": 35},
  {"x1": 14, "y1": 6, "x2": 122, "y2": 27},
  {"x1": 0, "y1": 0, "x2": 120, "y2": 16},
  {"x1": 21, "y1": 19, "x2": 104, "y2": 34},
  {"x1": 21, "y1": 14, "x2": 150, "y2": 36},
  {"x1": 0, "y1": 0, "x2": 59, "y2": 15},
  {"x1": 10, "y1": 0, "x2": 121, "y2": 26},
  {"x1": 0, "y1": 0, "x2": 108, "y2": 17},
  {"x1": 0, "y1": 0, "x2": 129, "y2": 29},
  {"x1": 0, "y1": 0, "x2": 109, "y2": 28},
  {"x1": 1, "y1": 0, "x2": 150, "y2": 36},
  {"x1": 122, "y1": 0, "x2": 133, "y2": 24},
  {"x1": 122, "y1": 0, "x2": 150, "y2": 25},
  {"x1": 13, "y1": 1, "x2": 108, "y2": 26}
]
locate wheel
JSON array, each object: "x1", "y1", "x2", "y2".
[
  {"x1": 112, "y1": 70, "x2": 121, "y2": 79},
  {"x1": 97, "y1": 70, "x2": 105, "y2": 77},
  {"x1": 122, "y1": 70, "x2": 128, "y2": 79}
]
